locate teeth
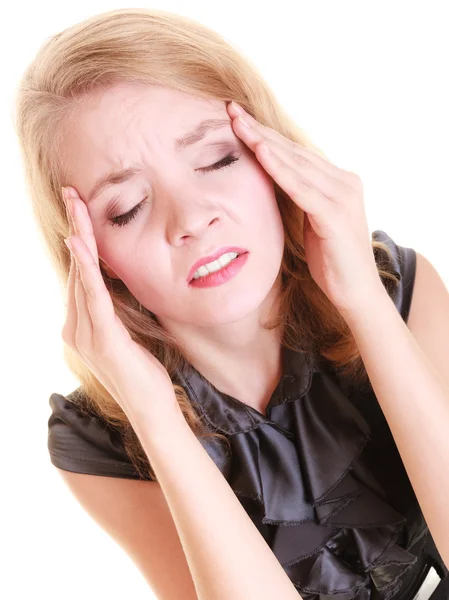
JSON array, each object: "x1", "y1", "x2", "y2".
[{"x1": 192, "y1": 252, "x2": 239, "y2": 280}]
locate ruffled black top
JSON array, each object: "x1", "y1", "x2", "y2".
[{"x1": 48, "y1": 230, "x2": 448, "y2": 599}]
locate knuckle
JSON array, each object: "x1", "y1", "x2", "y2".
[
  {"x1": 343, "y1": 185, "x2": 361, "y2": 204},
  {"x1": 84, "y1": 284, "x2": 95, "y2": 300},
  {"x1": 74, "y1": 333, "x2": 87, "y2": 355},
  {"x1": 293, "y1": 171, "x2": 310, "y2": 189},
  {"x1": 61, "y1": 324, "x2": 74, "y2": 347},
  {"x1": 292, "y1": 146, "x2": 309, "y2": 166},
  {"x1": 345, "y1": 170, "x2": 363, "y2": 189},
  {"x1": 91, "y1": 327, "x2": 112, "y2": 354},
  {"x1": 293, "y1": 153, "x2": 310, "y2": 168},
  {"x1": 92, "y1": 338, "x2": 114, "y2": 363},
  {"x1": 81, "y1": 272, "x2": 95, "y2": 299}
]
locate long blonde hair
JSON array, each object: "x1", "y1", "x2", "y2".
[{"x1": 13, "y1": 7, "x2": 399, "y2": 481}]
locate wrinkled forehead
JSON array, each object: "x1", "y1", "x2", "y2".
[
  {"x1": 60, "y1": 82, "x2": 226, "y2": 170},
  {"x1": 68, "y1": 83, "x2": 225, "y2": 146},
  {"x1": 58, "y1": 82, "x2": 230, "y2": 192}
]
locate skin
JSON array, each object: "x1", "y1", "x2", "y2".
[
  {"x1": 60, "y1": 82, "x2": 286, "y2": 409},
  {"x1": 62, "y1": 85, "x2": 449, "y2": 575}
]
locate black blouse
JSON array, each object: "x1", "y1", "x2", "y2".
[{"x1": 48, "y1": 230, "x2": 448, "y2": 600}]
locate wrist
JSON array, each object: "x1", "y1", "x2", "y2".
[
  {"x1": 337, "y1": 284, "x2": 393, "y2": 327},
  {"x1": 128, "y1": 399, "x2": 187, "y2": 445}
]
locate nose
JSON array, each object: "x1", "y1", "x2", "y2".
[{"x1": 166, "y1": 194, "x2": 222, "y2": 247}]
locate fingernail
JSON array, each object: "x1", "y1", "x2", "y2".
[
  {"x1": 64, "y1": 237, "x2": 73, "y2": 252},
  {"x1": 62, "y1": 186, "x2": 78, "y2": 200},
  {"x1": 231, "y1": 101, "x2": 244, "y2": 115}
]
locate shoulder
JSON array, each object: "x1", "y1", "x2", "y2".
[
  {"x1": 48, "y1": 389, "x2": 154, "y2": 481},
  {"x1": 372, "y1": 229, "x2": 417, "y2": 322},
  {"x1": 407, "y1": 251, "x2": 449, "y2": 392},
  {"x1": 408, "y1": 251, "x2": 449, "y2": 328}
]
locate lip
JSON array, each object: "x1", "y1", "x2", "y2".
[
  {"x1": 187, "y1": 246, "x2": 248, "y2": 283},
  {"x1": 189, "y1": 252, "x2": 249, "y2": 288}
]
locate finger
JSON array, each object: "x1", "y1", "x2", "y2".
[
  {"x1": 66, "y1": 234, "x2": 117, "y2": 345},
  {"x1": 63, "y1": 244, "x2": 78, "y2": 343},
  {"x1": 227, "y1": 101, "x2": 322, "y2": 160},
  {"x1": 63, "y1": 189, "x2": 95, "y2": 350},
  {"x1": 64, "y1": 186, "x2": 100, "y2": 268},
  {"x1": 227, "y1": 102, "x2": 348, "y2": 180},
  {"x1": 62, "y1": 204, "x2": 78, "y2": 345},
  {"x1": 256, "y1": 141, "x2": 327, "y2": 216},
  {"x1": 257, "y1": 136, "x2": 347, "y2": 201},
  {"x1": 67, "y1": 237, "x2": 94, "y2": 349}
]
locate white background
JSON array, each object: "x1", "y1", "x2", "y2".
[{"x1": 2, "y1": 1, "x2": 448, "y2": 598}]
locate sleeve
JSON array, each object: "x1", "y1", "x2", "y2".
[
  {"x1": 47, "y1": 390, "x2": 155, "y2": 481},
  {"x1": 371, "y1": 229, "x2": 417, "y2": 324}
]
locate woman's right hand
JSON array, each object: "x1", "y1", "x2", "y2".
[{"x1": 61, "y1": 185, "x2": 180, "y2": 430}]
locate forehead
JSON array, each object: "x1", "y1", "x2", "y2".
[
  {"x1": 59, "y1": 83, "x2": 231, "y2": 197},
  {"x1": 72, "y1": 83, "x2": 224, "y2": 141},
  {"x1": 60, "y1": 83, "x2": 227, "y2": 175}
]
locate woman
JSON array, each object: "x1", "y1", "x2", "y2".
[{"x1": 14, "y1": 7, "x2": 449, "y2": 599}]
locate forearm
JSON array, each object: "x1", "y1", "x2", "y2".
[
  {"x1": 342, "y1": 289, "x2": 449, "y2": 567},
  {"x1": 132, "y1": 406, "x2": 301, "y2": 600}
]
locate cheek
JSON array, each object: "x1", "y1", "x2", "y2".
[
  {"x1": 239, "y1": 166, "x2": 281, "y2": 228},
  {"x1": 245, "y1": 169, "x2": 285, "y2": 254},
  {"x1": 239, "y1": 157, "x2": 276, "y2": 202},
  {"x1": 111, "y1": 246, "x2": 173, "y2": 312},
  {"x1": 98, "y1": 236, "x2": 164, "y2": 289}
]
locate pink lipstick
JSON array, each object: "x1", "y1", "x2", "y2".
[{"x1": 188, "y1": 247, "x2": 249, "y2": 288}]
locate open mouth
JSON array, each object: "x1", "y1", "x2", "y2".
[
  {"x1": 189, "y1": 251, "x2": 249, "y2": 287},
  {"x1": 190, "y1": 251, "x2": 245, "y2": 282}
]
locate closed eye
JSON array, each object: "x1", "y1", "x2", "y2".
[
  {"x1": 199, "y1": 152, "x2": 240, "y2": 174},
  {"x1": 108, "y1": 153, "x2": 241, "y2": 228}
]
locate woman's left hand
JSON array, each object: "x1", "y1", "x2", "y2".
[{"x1": 227, "y1": 101, "x2": 386, "y2": 316}]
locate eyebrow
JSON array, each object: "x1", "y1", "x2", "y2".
[{"x1": 86, "y1": 118, "x2": 231, "y2": 204}]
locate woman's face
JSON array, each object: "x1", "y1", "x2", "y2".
[{"x1": 61, "y1": 82, "x2": 285, "y2": 327}]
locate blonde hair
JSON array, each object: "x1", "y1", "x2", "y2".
[{"x1": 13, "y1": 7, "x2": 399, "y2": 481}]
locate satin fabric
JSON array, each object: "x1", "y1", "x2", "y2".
[{"x1": 48, "y1": 230, "x2": 448, "y2": 599}]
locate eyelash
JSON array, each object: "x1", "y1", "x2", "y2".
[{"x1": 108, "y1": 153, "x2": 241, "y2": 228}]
